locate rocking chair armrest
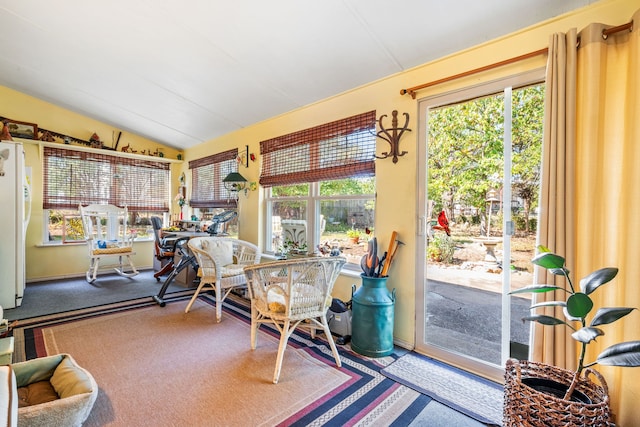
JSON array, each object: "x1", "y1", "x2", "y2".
[{"x1": 126, "y1": 232, "x2": 137, "y2": 245}]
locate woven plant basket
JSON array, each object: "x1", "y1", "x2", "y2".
[{"x1": 504, "y1": 358, "x2": 611, "y2": 426}]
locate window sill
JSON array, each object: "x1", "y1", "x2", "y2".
[
  {"x1": 260, "y1": 253, "x2": 362, "y2": 278},
  {"x1": 37, "y1": 238, "x2": 153, "y2": 248}
]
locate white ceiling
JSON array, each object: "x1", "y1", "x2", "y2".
[{"x1": 0, "y1": 0, "x2": 594, "y2": 150}]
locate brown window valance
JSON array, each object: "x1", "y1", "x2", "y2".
[{"x1": 259, "y1": 111, "x2": 376, "y2": 187}]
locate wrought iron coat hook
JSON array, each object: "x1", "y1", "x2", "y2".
[{"x1": 374, "y1": 110, "x2": 411, "y2": 163}]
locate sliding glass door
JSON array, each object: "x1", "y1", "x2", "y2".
[{"x1": 415, "y1": 70, "x2": 544, "y2": 381}]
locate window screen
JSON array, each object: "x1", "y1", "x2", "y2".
[
  {"x1": 259, "y1": 111, "x2": 376, "y2": 187},
  {"x1": 189, "y1": 148, "x2": 239, "y2": 208},
  {"x1": 43, "y1": 146, "x2": 170, "y2": 211}
]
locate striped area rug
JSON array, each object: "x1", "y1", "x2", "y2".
[
  {"x1": 12, "y1": 293, "x2": 433, "y2": 426},
  {"x1": 381, "y1": 352, "x2": 503, "y2": 426}
]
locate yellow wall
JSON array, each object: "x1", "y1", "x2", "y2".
[
  {"x1": 4, "y1": 0, "x2": 639, "y2": 424},
  {"x1": 183, "y1": 0, "x2": 638, "y2": 345},
  {"x1": 0, "y1": 86, "x2": 183, "y2": 280},
  {"x1": 180, "y1": 0, "x2": 638, "y2": 424}
]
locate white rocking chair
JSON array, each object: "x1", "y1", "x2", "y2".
[{"x1": 79, "y1": 204, "x2": 139, "y2": 283}]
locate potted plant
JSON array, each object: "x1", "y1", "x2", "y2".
[
  {"x1": 281, "y1": 239, "x2": 308, "y2": 257},
  {"x1": 347, "y1": 229, "x2": 363, "y2": 244},
  {"x1": 505, "y1": 246, "x2": 640, "y2": 426}
]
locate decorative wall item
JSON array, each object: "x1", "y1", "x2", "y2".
[
  {"x1": 37, "y1": 127, "x2": 93, "y2": 147},
  {"x1": 89, "y1": 132, "x2": 101, "y2": 148},
  {"x1": 120, "y1": 143, "x2": 137, "y2": 153},
  {"x1": 0, "y1": 114, "x2": 178, "y2": 158},
  {"x1": 0, "y1": 120, "x2": 12, "y2": 141},
  {"x1": 375, "y1": 110, "x2": 411, "y2": 163},
  {"x1": 236, "y1": 145, "x2": 255, "y2": 167},
  {"x1": 0, "y1": 115, "x2": 105, "y2": 147},
  {"x1": 40, "y1": 131, "x2": 55, "y2": 142},
  {"x1": 112, "y1": 131, "x2": 122, "y2": 151},
  {"x1": 4, "y1": 119, "x2": 38, "y2": 140}
]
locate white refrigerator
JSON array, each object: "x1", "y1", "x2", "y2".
[{"x1": 0, "y1": 141, "x2": 31, "y2": 308}]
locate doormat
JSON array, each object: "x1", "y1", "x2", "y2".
[{"x1": 380, "y1": 352, "x2": 503, "y2": 426}]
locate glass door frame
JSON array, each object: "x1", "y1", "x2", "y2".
[{"x1": 414, "y1": 69, "x2": 545, "y2": 381}]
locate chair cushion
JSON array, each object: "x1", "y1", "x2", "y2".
[
  {"x1": 265, "y1": 284, "x2": 332, "y2": 313},
  {"x1": 17, "y1": 381, "x2": 58, "y2": 408},
  {"x1": 267, "y1": 287, "x2": 287, "y2": 313},
  {"x1": 201, "y1": 240, "x2": 234, "y2": 266},
  {"x1": 196, "y1": 265, "x2": 245, "y2": 279},
  {"x1": 221, "y1": 265, "x2": 245, "y2": 277},
  {"x1": 91, "y1": 246, "x2": 132, "y2": 255}
]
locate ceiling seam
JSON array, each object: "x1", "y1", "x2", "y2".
[{"x1": 340, "y1": 0, "x2": 404, "y2": 71}]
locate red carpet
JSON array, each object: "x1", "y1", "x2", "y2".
[{"x1": 12, "y1": 293, "x2": 431, "y2": 426}]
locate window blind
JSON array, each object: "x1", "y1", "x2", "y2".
[
  {"x1": 43, "y1": 146, "x2": 170, "y2": 211},
  {"x1": 259, "y1": 110, "x2": 376, "y2": 187},
  {"x1": 188, "y1": 148, "x2": 239, "y2": 208}
]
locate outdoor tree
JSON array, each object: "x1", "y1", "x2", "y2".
[
  {"x1": 428, "y1": 93, "x2": 504, "y2": 224},
  {"x1": 427, "y1": 84, "x2": 543, "y2": 233},
  {"x1": 511, "y1": 84, "x2": 544, "y2": 232}
]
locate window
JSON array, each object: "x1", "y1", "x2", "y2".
[
  {"x1": 415, "y1": 70, "x2": 545, "y2": 380},
  {"x1": 43, "y1": 146, "x2": 170, "y2": 243},
  {"x1": 188, "y1": 148, "x2": 240, "y2": 237},
  {"x1": 189, "y1": 148, "x2": 239, "y2": 208},
  {"x1": 262, "y1": 111, "x2": 376, "y2": 268}
]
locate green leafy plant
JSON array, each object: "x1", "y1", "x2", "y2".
[
  {"x1": 347, "y1": 229, "x2": 363, "y2": 239},
  {"x1": 510, "y1": 245, "x2": 640, "y2": 399},
  {"x1": 282, "y1": 239, "x2": 307, "y2": 255},
  {"x1": 427, "y1": 233, "x2": 455, "y2": 263}
]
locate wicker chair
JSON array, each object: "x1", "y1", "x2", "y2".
[
  {"x1": 79, "y1": 204, "x2": 139, "y2": 283},
  {"x1": 186, "y1": 237, "x2": 261, "y2": 322},
  {"x1": 243, "y1": 257, "x2": 346, "y2": 384}
]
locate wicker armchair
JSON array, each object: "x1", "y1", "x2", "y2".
[
  {"x1": 243, "y1": 257, "x2": 346, "y2": 383},
  {"x1": 186, "y1": 237, "x2": 261, "y2": 322},
  {"x1": 79, "y1": 204, "x2": 139, "y2": 283}
]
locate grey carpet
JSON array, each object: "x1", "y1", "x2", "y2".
[
  {"x1": 6, "y1": 269, "x2": 194, "y2": 321},
  {"x1": 408, "y1": 400, "x2": 488, "y2": 426}
]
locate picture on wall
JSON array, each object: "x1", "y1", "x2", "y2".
[{"x1": 6, "y1": 119, "x2": 38, "y2": 139}]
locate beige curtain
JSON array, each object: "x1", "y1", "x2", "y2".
[
  {"x1": 537, "y1": 9, "x2": 640, "y2": 425},
  {"x1": 574, "y1": 10, "x2": 640, "y2": 425},
  {"x1": 534, "y1": 28, "x2": 578, "y2": 369}
]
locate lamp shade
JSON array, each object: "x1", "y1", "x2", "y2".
[{"x1": 223, "y1": 171, "x2": 247, "y2": 192}]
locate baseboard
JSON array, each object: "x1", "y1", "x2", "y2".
[{"x1": 26, "y1": 266, "x2": 154, "y2": 283}]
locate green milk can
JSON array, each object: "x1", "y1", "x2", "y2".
[{"x1": 350, "y1": 274, "x2": 396, "y2": 357}]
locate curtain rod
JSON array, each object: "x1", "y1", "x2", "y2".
[
  {"x1": 400, "y1": 19, "x2": 633, "y2": 99},
  {"x1": 399, "y1": 48, "x2": 547, "y2": 99},
  {"x1": 602, "y1": 21, "x2": 633, "y2": 39}
]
